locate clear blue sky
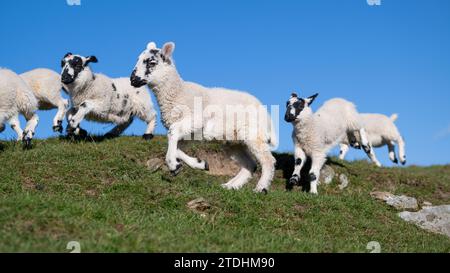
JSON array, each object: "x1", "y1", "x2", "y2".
[{"x1": 1, "y1": 0, "x2": 449, "y2": 166}]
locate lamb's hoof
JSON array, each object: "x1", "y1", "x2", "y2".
[
  {"x1": 392, "y1": 158, "x2": 399, "y2": 164},
  {"x1": 401, "y1": 160, "x2": 406, "y2": 166},
  {"x1": 289, "y1": 176, "x2": 299, "y2": 187},
  {"x1": 22, "y1": 137, "x2": 32, "y2": 150},
  {"x1": 142, "y1": 134, "x2": 154, "y2": 141},
  {"x1": 286, "y1": 181, "x2": 294, "y2": 191},
  {"x1": 79, "y1": 128, "x2": 88, "y2": 138},
  {"x1": 204, "y1": 161, "x2": 209, "y2": 171},
  {"x1": 254, "y1": 188, "x2": 268, "y2": 194},
  {"x1": 170, "y1": 164, "x2": 182, "y2": 176},
  {"x1": 53, "y1": 125, "x2": 63, "y2": 134}
]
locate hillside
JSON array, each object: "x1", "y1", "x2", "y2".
[{"x1": 0, "y1": 136, "x2": 449, "y2": 252}]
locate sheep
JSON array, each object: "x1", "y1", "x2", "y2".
[
  {"x1": 0, "y1": 70, "x2": 19, "y2": 134},
  {"x1": 60, "y1": 53, "x2": 157, "y2": 139},
  {"x1": 130, "y1": 42, "x2": 278, "y2": 193},
  {"x1": 339, "y1": 113, "x2": 406, "y2": 166},
  {"x1": 0, "y1": 68, "x2": 39, "y2": 149},
  {"x1": 20, "y1": 68, "x2": 69, "y2": 133},
  {"x1": 284, "y1": 93, "x2": 378, "y2": 194}
]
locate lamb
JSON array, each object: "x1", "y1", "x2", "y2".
[
  {"x1": 20, "y1": 68, "x2": 69, "y2": 133},
  {"x1": 0, "y1": 68, "x2": 39, "y2": 149},
  {"x1": 339, "y1": 113, "x2": 406, "y2": 166},
  {"x1": 60, "y1": 53, "x2": 157, "y2": 139},
  {"x1": 130, "y1": 42, "x2": 278, "y2": 193},
  {"x1": 0, "y1": 70, "x2": 19, "y2": 134},
  {"x1": 284, "y1": 93, "x2": 378, "y2": 194}
]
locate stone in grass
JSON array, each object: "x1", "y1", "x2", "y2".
[
  {"x1": 146, "y1": 158, "x2": 164, "y2": 173},
  {"x1": 399, "y1": 205, "x2": 450, "y2": 238},
  {"x1": 338, "y1": 174, "x2": 349, "y2": 190},
  {"x1": 187, "y1": 198, "x2": 211, "y2": 217},
  {"x1": 370, "y1": 191, "x2": 418, "y2": 210},
  {"x1": 319, "y1": 165, "x2": 335, "y2": 185}
]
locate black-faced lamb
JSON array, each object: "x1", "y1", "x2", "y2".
[
  {"x1": 61, "y1": 53, "x2": 156, "y2": 139},
  {"x1": 130, "y1": 42, "x2": 278, "y2": 193},
  {"x1": 284, "y1": 93, "x2": 378, "y2": 194}
]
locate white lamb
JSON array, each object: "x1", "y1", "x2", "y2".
[
  {"x1": 60, "y1": 53, "x2": 156, "y2": 139},
  {"x1": 20, "y1": 68, "x2": 69, "y2": 133},
  {"x1": 339, "y1": 113, "x2": 406, "y2": 166},
  {"x1": 130, "y1": 42, "x2": 278, "y2": 193},
  {"x1": 0, "y1": 68, "x2": 39, "y2": 149},
  {"x1": 284, "y1": 93, "x2": 378, "y2": 194},
  {"x1": 0, "y1": 70, "x2": 18, "y2": 134}
]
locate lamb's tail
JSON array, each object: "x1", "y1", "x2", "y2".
[{"x1": 390, "y1": 113, "x2": 399, "y2": 122}]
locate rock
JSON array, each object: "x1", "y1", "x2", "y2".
[
  {"x1": 187, "y1": 198, "x2": 211, "y2": 216},
  {"x1": 338, "y1": 174, "x2": 349, "y2": 190},
  {"x1": 319, "y1": 165, "x2": 335, "y2": 185},
  {"x1": 370, "y1": 191, "x2": 418, "y2": 210},
  {"x1": 423, "y1": 201, "x2": 433, "y2": 207},
  {"x1": 146, "y1": 158, "x2": 164, "y2": 173},
  {"x1": 399, "y1": 205, "x2": 450, "y2": 238}
]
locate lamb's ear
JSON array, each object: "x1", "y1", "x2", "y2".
[
  {"x1": 147, "y1": 42, "x2": 157, "y2": 50},
  {"x1": 305, "y1": 93, "x2": 319, "y2": 105},
  {"x1": 291, "y1": 92, "x2": 298, "y2": 98},
  {"x1": 162, "y1": 42, "x2": 175, "y2": 58},
  {"x1": 86, "y1": 56, "x2": 98, "y2": 65}
]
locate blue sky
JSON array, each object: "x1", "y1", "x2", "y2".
[{"x1": 1, "y1": 0, "x2": 449, "y2": 166}]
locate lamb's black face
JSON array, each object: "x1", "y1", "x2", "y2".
[
  {"x1": 130, "y1": 42, "x2": 175, "y2": 88},
  {"x1": 61, "y1": 53, "x2": 97, "y2": 84},
  {"x1": 284, "y1": 94, "x2": 306, "y2": 122}
]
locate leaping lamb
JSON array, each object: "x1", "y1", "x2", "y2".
[
  {"x1": 60, "y1": 53, "x2": 157, "y2": 139},
  {"x1": 339, "y1": 113, "x2": 406, "y2": 166},
  {"x1": 284, "y1": 93, "x2": 378, "y2": 194},
  {"x1": 20, "y1": 68, "x2": 69, "y2": 133},
  {"x1": 0, "y1": 68, "x2": 39, "y2": 149},
  {"x1": 130, "y1": 42, "x2": 278, "y2": 193}
]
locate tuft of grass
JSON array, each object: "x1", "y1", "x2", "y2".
[{"x1": 0, "y1": 136, "x2": 449, "y2": 253}]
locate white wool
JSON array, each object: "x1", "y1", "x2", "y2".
[
  {"x1": 288, "y1": 96, "x2": 379, "y2": 194},
  {"x1": 131, "y1": 42, "x2": 277, "y2": 193},
  {"x1": 62, "y1": 59, "x2": 156, "y2": 136},
  {"x1": 0, "y1": 69, "x2": 19, "y2": 129},
  {"x1": 20, "y1": 68, "x2": 69, "y2": 130},
  {"x1": 0, "y1": 68, "x2": 39, "y2": 143},
  {"x1": 339, "y1": 113, "x2": 406, "y2": 165}
]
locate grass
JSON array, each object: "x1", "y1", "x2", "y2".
[{"x1": 0, "y1": 136, "x2": 449, "y2": 253}]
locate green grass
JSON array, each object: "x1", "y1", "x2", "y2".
[{"x1": 0, "y1": 136, "x2": 449, "y2": 253}]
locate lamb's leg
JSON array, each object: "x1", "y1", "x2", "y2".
[
  {"x1": 53, "y1": 99, "x2": 69, "y2": 133},
  {"x1": 288, "y1": 143, "x2": 306, "y2": 190},
  {"x1": 339, "y1": 143, "x2": 350, "y2": 160},
  {"x1": 309, "y1": 154, "x2": 327, "y2": 195},
  {"x1": 166, "y1": 123, "x2": 185, "y2": 175},
  {"x1": 66, "y1": 101, "x2": 97, "y2": 137},
  {"x1": 359, "y1": 128, "x2": 381, "y2": 167},
  {"x1": 387, "y1": 142, "x2": 398, "y2": 164},
  {"x1": 177, "y1": 149, "x2": 209, "y2": 170},
  {"x1": 104, "y1": 116, "x2": 133, "y2": 138},
  {"x1": 246, "y1": 141, "x2": 276, "y2": 193},
  {"x1": 8, "y1": 114, "x2": 23, "y2": 141},
  {"x1": 397, "y1": 137, "x2": 406, "y2": 165},
  {"x1": 22, "y1": 111, "x2": 39, "y2": 149},
  {"x1": 137, "y1": 109, "x2": 156, "y2": 140},
  {"x1": 222, "y1": 148, "x2": 256, "y2": 190}
]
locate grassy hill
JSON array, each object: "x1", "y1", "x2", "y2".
[{"x1": 0, "y1": 136, "x2": 449, "y2": 252}]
